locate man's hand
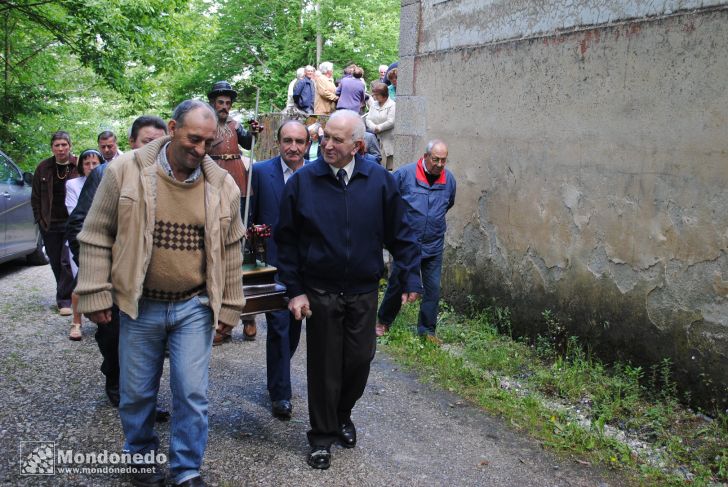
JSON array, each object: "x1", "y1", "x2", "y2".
[
  {"x1": 86, "y1": 309, "x2": 112, "y2": 324},
  {"x1": 288, "y1": 294, "x2": 312, "y2": 320},
  {"x1": 401, "y1": 292, "x2": 420, "y2": 305}
]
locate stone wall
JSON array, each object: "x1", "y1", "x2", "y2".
[{"x1": 395, "y1": 0, "x2": 728, "y2": 408}]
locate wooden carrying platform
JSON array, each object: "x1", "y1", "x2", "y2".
[{"x1": 241, "y1": 263, "x2": 287, "y2": 317}]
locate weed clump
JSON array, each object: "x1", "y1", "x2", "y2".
[{"x1": 380, "y1": 298, "x2": 728, "y2": 485}]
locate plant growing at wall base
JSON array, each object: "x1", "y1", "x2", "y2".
[{"x1": 380, "y1": 299, "x2": 728, "y2": 485}]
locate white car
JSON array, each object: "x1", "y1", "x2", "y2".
[{"x1": 0, "y1": 149, "x2": 47, "y2": 266}]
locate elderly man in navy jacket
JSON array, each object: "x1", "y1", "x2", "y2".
[
  {"x1": 292, "y1": 65, "x2": 316, "y2": 115},
  {"x1": 249, "y1": 120, "x2": 309, "y2": 420},
  {"x1": 275, "y1": 110, "x2": 422, "y2": 470},
  {"x1": 376, "y1": 140, "x2": 456, "y2": 344}
]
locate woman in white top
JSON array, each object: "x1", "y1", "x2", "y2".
[
  {"x1": 365, "y1": 82, "x2": 396, "y2": 170},
  {"x1": 307, "y1": 123, "x2": 322, "y2": 160},
  {"x1": 65, "y1": 149, "x2": 102, "y2": 340}
]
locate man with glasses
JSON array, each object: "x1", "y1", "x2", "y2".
[{"x1": 375, "y1": 140, "x2": 457, "y2": 345}]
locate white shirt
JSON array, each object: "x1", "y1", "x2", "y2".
[
  {"x1": 104, "y1": 149, "x2": 123, "y2": 164},
  {"x1": 329, "y1": 157, "x2": 355, "y2": 185},
  {"x1": 308, "y1": 141, "x2": 319, "y2": 161},
  {"x1": 65, "y1": 176, "x2": 87, "y2": 214},
  {"x1": 280, "y1": 159, "x2": 296, "y2": 184}
]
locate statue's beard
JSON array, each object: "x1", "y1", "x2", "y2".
[{"x1": 216, "y1": 119, "x2": 233, "y2": 140}]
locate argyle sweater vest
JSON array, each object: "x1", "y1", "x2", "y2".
[{"x1": 142, "y1": 167, "x2": 206, "y2": 301}]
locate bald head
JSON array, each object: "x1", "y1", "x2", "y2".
[
  {"x1": 172, "y1": 99, "x2": 216, "y2": 127},
  {"x1": 322, "y1": 110, "x2": 365, "y2": 168},
  {"x1": 166, "y1": 100, "x2": 217, "y2": 178},
  {"x1": 328, "y1": 109, "x2": 365, "y2": 143}
]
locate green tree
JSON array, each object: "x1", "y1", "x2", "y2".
[
  {"x1": 0, "y1": 0, "x2": 207, "y2": 166},
  {"x1": 315, "y1": 0, "x2": 400, "y2": 80},
  {"x1": 177, "y1": 0, "x2": 399, "y2": 112},
  {"x1": 173, "y1": 0, "x2": 311, "y2": 111},
  {"x1": 0, "y1": 0, "x2": 400, "y2": 167}
]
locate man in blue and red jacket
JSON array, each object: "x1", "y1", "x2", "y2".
[
  {"x1": 376, "y1": 140, "x2": 457, "y2": 343},
  {"x1": 275, "y1": 110, "x2": 422, "y2": 470}
]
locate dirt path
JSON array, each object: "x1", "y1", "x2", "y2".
[{"x1": 0, "y1": 263, "x2": 624, "y2": 486}]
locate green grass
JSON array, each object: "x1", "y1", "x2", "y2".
[{"x1": 379, "y1": 301, "x2": 728, "y2": 486}]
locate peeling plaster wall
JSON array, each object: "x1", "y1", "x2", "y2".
[{"x1": 395, "y1": 0, "x2": 728, "y2": 407}]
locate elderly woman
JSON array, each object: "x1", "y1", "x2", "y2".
[
  {"x1": 387, "y1": 68, "x2": 397, "y2": 100},
  {"x1": 365, "y1": 82, "x2": 396, "y2": 170},
  {"x1": 65, "y1": 148, "x2": 102, "y2": 340},
  {"x1": 307, "y1": 123, "x2": 322, "y2": 160}
]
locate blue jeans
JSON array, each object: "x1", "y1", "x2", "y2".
[
  {"x1": 119, "y1": 295, "x2": 213, "y2": 485},
  {"x1": 378, "y1": 253, "x2": 443, "y2": 336}
]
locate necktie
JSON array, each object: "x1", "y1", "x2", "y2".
[{"x1": 337, "y1": 168, "x2": 346, "y2": 187}]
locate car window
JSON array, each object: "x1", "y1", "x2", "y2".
[{"x1": 0, "y1": 153, "x2": 21, "y2": 183}]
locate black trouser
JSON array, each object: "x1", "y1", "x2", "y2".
[
  {"x1": 95, "y1": 305, "x2": 121, "y2": 388},
  {"x1": 40, "y1": 226, "x2": 74, "y2": 308},
  {"x1": 305, "y1": 288, "x2": 377, "y2": 447}
]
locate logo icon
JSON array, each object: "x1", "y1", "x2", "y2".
[{"x1": 20, "y1": 441, "x2": 55, "y2": 475}]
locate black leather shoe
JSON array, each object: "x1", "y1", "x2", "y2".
[
  {"x1": 272, "y1": 399, "x2": 292, "y2": 419},
  {"x1": 128, "y1": 463, "x2": 165, "y2": 487},
  {"x1": 174, "y1": 475, "x2": 206, "y2": 487},
  {"x1": 307, "y1": 446, "x2": 331, "y2": 470},
  {"x1": 339, "y1": 421, "x2": 356, "y2": 448},
  {"x1": 106, "y1": 383, "x2": 120, "y2": 407},
  {"x1": 155, "y1": 406, "x2": 170, "y2": 423}
]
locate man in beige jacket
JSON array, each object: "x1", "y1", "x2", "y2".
[
  {"x1": 314, "y1": 61, "x2": 338, "y2": 115},
  {"x1": 75, "y1": 100, "x2": 245, "y2": 487}
]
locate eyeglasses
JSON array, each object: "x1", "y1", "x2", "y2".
[{"x1": 428, "y1": 156, "x2": 447, "y2": 165}]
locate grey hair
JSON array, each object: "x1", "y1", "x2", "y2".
[
  {"x1": 379, "y1": 64, "x2": 388, "y2": 72},
  {"x1": 97, "y1": 130, "x2": 117, "y2": 143},
  {"x1": 296, "y1": 67, "x2": 305, "y2": 79},
  {"x1": 319, "y1": 61, "x2": 333, "y2": 74},
  {"x1": 425, "y1": 139, "x2": 448, "y2": 155},
  {"x1": 172, "y1": 100, "x2": 216, "y2": 127},
  {"x1": 305, "y1": 65, "x2": 315, "y2": 72},
  {"x1": 329, "y1": 109, "x2": 365, "y2": 143}
]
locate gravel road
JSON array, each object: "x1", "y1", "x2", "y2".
[{"x1": 0, "y1": 262, "x2": 626, "y2": 486}]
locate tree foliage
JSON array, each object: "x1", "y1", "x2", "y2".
[
  {"x1": 178, "y1": 0, "x2": 400, "y2": 111},
  {"x1": 319, "y1": 0, "x2": 400, "y2": 76},
  {"x1": 1, "y1": 0, "x2": 206, "y2": 166},
  {"x1": 0, "y1": 0, "x2": 399, "y2": 168}
]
